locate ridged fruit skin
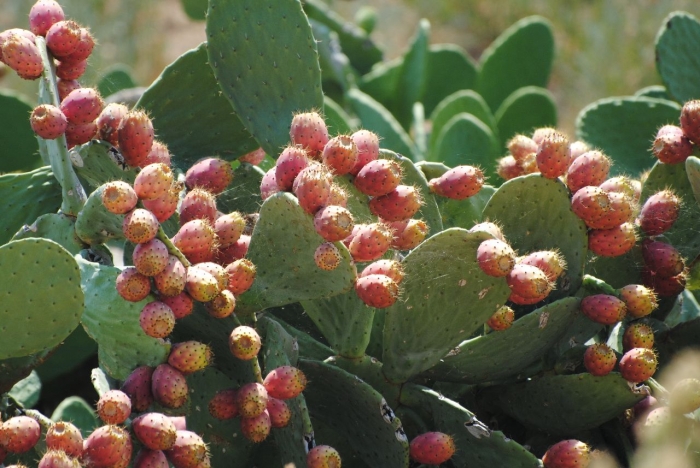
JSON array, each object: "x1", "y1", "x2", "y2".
[
  {"x1": 263, "y1": 366, "x2": 307, "y2": 400},
  {"x1": 165, "y1": 431, "x2": 208, "y2": 468},
  {"x1": 132, "y1": 413, "x2": 177, "y2": 451},
  {"x1": 322, "y1": 135, "x2": 358, "y2": 175},
  {"x1": 580, "y1": 294, "x2": 626, "y2": 325},
  {"x1": 293, "y1": 164, "x2": 332, "y2": 214},
  {"x1": 369, "y1": 185, "x2": 422, "y2": 221},
  {"x1": 240, "y1": 410, "x2": 271, "y2": 443},
  {"x1": 360, "y1": 259, "x2": 404, "y2": 285},
  {"x1": 118, "y1": 110, "x2": 155, "y2": 167},
  {"x1": 536, "y1": 131, "x2": 570, "y2": 179},
  {"x1": 0, "y1": 416, "x2": 41, "y2": 453},
  {"x1": 229, "y1": 326, "x2": 262, "y2": 360},
  {"x1": 101, "y1": 181, "x2": 138, "y2": 215},
  {"x1": 354, "y1": 159, "x2": 402, "y2": 197},
  {"x1": 82, "y1": 425, "x2": 133, "y2": 468},
  {"x1": 96, "y1": 103, "x2": 128, "y2": 146},
  {"x1": 46, "y1": 421, "x2": 84, "y2": 457},
  {"x1": 225, "y1": 258, "x2": 256, "y2": 295},
  {"x1": 205, "y1": 289, "x2": 236, "y2": 318},
  {"x1": 134, "y1": 163, "x2": 174, "y2": 201},
  {"x1": 506, "y1": 264, "x2": 552, "y2": 301},
  {"x1": 1, "y1": 34, "x2": 43, "y2": 80},
  {"x1": 167, "y1": 341, "x2": 212, "y2": 375},
  {"x1": 133, "y1": 239, "x2": 169, "y2": 277},
  {"x1": 179, "y1": 188, "x2": 218, "y2": 225},
  {"x1": 476, "y1": 239, "x2": 516, "y2": 277},
  {"x1": 349, "y1": 129, "x2": 380, "y2": 175},
  {"x1": 314, "y1": 242, "x2": 342, "y2": 271},
  {"x1": 583, "y1": 343, "x2": 617, "y2": 376},
  {"x1": 215, "y1": 212, "x2": 246, "y2": 248},
  {"x1": 618, "y1": 284, "x2": 657, "y2": 318},
  {"x1": 487, "y1": 306, "x2": 515, "y2": 331},
  {"x1": 185, "y1": 158, "x2": 234, "y2": 194},
  {"x1": 154, "y1": 256, "x2": 187, "y2": 297},
  {"x1": 681, "y1": 100, "x2": 700, "y2": 144},
  {"x1": 267, "y1": 397, "x2": 291, "y2": 428},
  {"x1": 122, "y1": 208, "x2": 159, "y2": 244},
  {"x1": 565, "y1": 150, "x2": 610, "y2": 193},
  {"x1": 29, "y1": 0, "x2": 65, "y2": 36},
  {"x1": 428, "y1": 165, "x2": 485, "y2": 200},
  {"x1": 542, "y1": 439, "x2": 590, "y2": 468},
  {"x1": 115, "y1": 267, "x2": 151, "y2": 302},
  {"x1": 409, "y1": 432, "x2": 456, "y2": 465},
  {"x1": 275, "y1": 146, "x2": 309, "y2": 191},
  {"x1": 236, "y1": 383, "x2": 269, "y2": 418},
  {"x1": 45, "y1": 20, "x2": 81, "y2": 57},
  {"x1": 289, "y1": 111, "x2": 329, "y2": 158},
  {"x1": 314, "y1": 205, "x2": 355, "y2": 242},
  {"x1": 151, "y1": 364, "x2": 189, "y2": 409},
  {"x1": 639, "y1": 190, "x2": 680, "y2": 236},
  {"x1": 96, "y1": 389, "x2": 132, "y2": 425},
  {"x1": 619, "y1": 348, "x2": 657, "y2": 383},
  {"x1": 653, "y1": 124, "x2": 693, "y2": 163},
  {"x1": 139, "y1": 301, "x2": 176, "y2": 339},
  {"x1": 517, "y1": 250, "x2": 566, "y2": 283},
  {"x1": 389, "y1": 218, "x2": 428, "y2": 250},
  {"x1": 622, "y1": 323, "x2": 655, "y2": 351},
  {"x1": 30, "y1": 104, "x2": 68, "y2": 139},
  {"x1": 355, "y1": 274, "x2": 399, "y2": 308},
  {"x1": 588, "y1": 223, "x2": 637, "y2": 257},
  {"x1": 121, "y1": 365, "x2": 155, "y2": 412},
  {"x1": 60, "y1": 87, "x2": 103, "y2": 124},
  {"x1": 209, "y1": 388, "x2": 238, "y2": 420},
  {"x1": 133, "y1": 449, "x2": 169, "y2": 468},
  {"x1": 348, "y1": 223, "x2": 393, "y2": 262},
  {"x1": 642, "y1": 240, "x2": 685, "y2": 278}
]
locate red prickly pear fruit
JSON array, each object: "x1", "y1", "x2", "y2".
[
  {"x1": 133, "y1": 239, "x2": 169, "y2": 277},
  {"x1": 508, "y1": 291, "x2": 548, "y2": 306},
  {"x1": 115, "y1": 267, "x2": 151, "y2": 302},
  {"x1": 46, "y1": 421, "x2": 83, "y2": 457},
  {"x1": 241, "y1": 410, "x2": 271, "y2": 443},
  {"x1": 45, "y1": 20, "x2": 81, "y2": 57},
  {"x1": 209, "y1": 388, "x2": 238, "y2": 420},
  {"x1": 506, "y1": 264, "x2": 552, "y2": 300},
  {"x1": 184, "y1": 158, "x2": 234, "y2": 194},
  {"x1": 349, "y1": 129, "x2": 380, "y2": 176},
  {"x1": 355, "y1": 274, "x2": 399, "y2": 308},
  {"x1": 618, "y1": 284, "x2": 657, "y2": 318},
  {"x1": 354, "y1": 159, "x2": 402, "y2": 197},
  {"x1": 168, "y1": 341, "x2": 212, "y2": 375},
  {"x1": 517, "y1": 250, "x2": 567, "y2": 283},
  {"x1": 536, "y1": 131, "x2": 571, "y2": 179},
  {"x1": 96, "y1": 103, "x2": 128, "y2": 146},
  {"x1": 293, "y1": 164, "x2": 333, "y2": 214},
  {"x1": 680, "y1": 100, "x2": 700, "y2": 144},
  {"x1": 571, "y1": 186, "x2": 612, "y2": 227},
  {"x1": 307, "y1": 445, "x2": 342, "y2": 468},
  {"x1": 239, "y1": 147, "x2": 266, "y2": 165},
  {"x1": 583, "y1": 343, "x2": 617, "y2": 376},
  {"x1": 96, "y1": 390, "x2": 132, "y2": 425},
  {"x1": 348, "y1": 222, "x2": 393, "y2": 262},
  {"x1": 429, "y1": 165, "x2": 485, "y2": 200},
  {"x1": 134, "y1": 163, "x2": 174, "y2": 201},
  {"x1": 497, "y1": 155, "x2": 523, "y2": 180},
  {"x1": 229, "y1": 325, "x2": 262, "y2": 360},
  {"x1": 569, "y1": 141, "x2": 591, "y2": 160},
  {"x1": 1, "y1": 34, "x2": 43, "y2": 80},
  {"x1": 0, "y1": 29, "x2": 36, "y2": 62},
  {"x1": 653, "y1": 124, "x2": 693, "y2": 163},
  {"x1": 314, "y1": 205, "x2": 355, "y2": 242},
  {"x1": 580, "y1": 294, "x2": 627, "y2": 325},
  {"x1": 263, "y1": 366, "x2": 307, "y2": 400},
  {"x1": 29, "y1": 0, "x2": 65, "y2": 36},
  {"x1": 260, "y1": 167, "x2": 280, "y2": 201},
  {"x1": 314, "y1": 242, "x2": 342, "y2": 271},
  {"x1": 60, "y1": 87, "x2": 103, "y2": 125},
  {"x1": 38, "y1": 449, "x2": 81, "y2": 468},
  {"x1": 360, "y1": 259, "x2": 404, "y2": 285},
  {"x1": 63, "y1": 27, "x2": 94, "y2": 62},
  {"x1": 133, "y1": 449, "x2": 169, "y2": 468},
  {"x1": 469, "y1": 221, "x2": 505, "y2": 242},
  {"x1": 225, "y1": 258, "x2": 256, "y2": 295},
  {"x1": 121, "y1": 366, "x2": 154, "y2": 412},
  {"x1": 101, "y1": 181, "x2": 137, "y2": 215},
  {"x1": 322, "y1": 135, "x2": 358, "y2": 175},
  {"x1": 0, "y1": 416, "x2": 41, "y2": 453},
  {"x1": 290, "y1": 111, "x2": 329, "y2": 158},
  {"x1": 65, "y1": 120, "x2": 96, "y2": 147},
  {"x1": 236, "y1": 383, "x2": 269, "y2": 418},
  {"x1": 179, "y1": 188, "x2": 218, "y2": 225},
  {"x1": 642, "y1": 240, "x2": 685, "y2": 278},
  {"x1": 143, "y1": 140, "x2": 171, "y2": 167},
  {"x1": 477, "y1": 239, "x2": 516, "y2": 277},
  {"x1": 169, "y1": 417, "x2": 186, "y2": 432},
  {"x1": 542, "y1": 439, "x2": 591, "y2": 468},
  {"x1": 205, "y1": 289, "x2": 236, "y2": 318},
  {"x1": 30, "y1": 104, "x2": 68, "y2": 139},
  {"x1": 215, "y1": 212, "x2": 246, "y2": 248},
  {"x1": 165, "y1": 431, "x2": 207, "y2": 468},
  {"x1": 154, "y1": 256, "x2": 187, "y2": 297},
  {"x1": 388, "y1": 218, "x2": 428, "y2": 250},
  {"x1": 185, "y1": 266, "x2": 220, "y2": 302},
  {"x1": 143, "y1": 181, "x2": 182, "y2": 223},
  {"x1": 192, "y1": 262, "x2": 228, "y2": 291},
  {"x1": 487, "y1": 305, "x2": 515, "y2": 331},
  {"x1": 140, "y1": 301, "x2": 175, "y2": 339},
  {"x1": 585, "y1": 192, "x2": 633, "y2": 230},
  {"x1": 152, "y1": 364, "x2": 188, "y2": 409},
  {"x1": 507, "y1": 134, "x2": 538, "y2": 162},
  {"x1": 118, "y1": 110, "x2": 155, "y2": 167},
  {"x1": 639, "y1": 190, "x2": 681, "y2": 236},
  {"x1": 588, "y1": 223, "x2": 637, "y2": 258},
  {"x1": 600, "y1": 176, "x2": 642, "y2": 202},
  {"x1": 369, "y1": 185, "x2": 423, "y2": 221},
  {"x1": 622, "y1": 323, "x2": 655, "y2": 351},
  {"x1": 619, "y1": 347, "x2": 657, "y2": 383},
  {"x1": 55, "y1": 58, "x2": 87, "y2": 81},
  {"x1": 82, "y1": 425, "x2": 133, "y2": 468},
  {"x1": 161, "y1": 292, "x2": 194, "y2": 319},
  {"x1": 216, "y1": 234, "x2": 250, "y2": 265},
  {"x1": 122, "y1": 208, "x2": 159, "y2": 244},
  {"x1": 641, "y1": 267, "x2": 687, "y2": 297},
  {"x1": 276, "y1": 146, "x2": 310, "y2": 191},
  {"x1": 532, "y1": 127, "x2": 558, "y2": 145},
  {"x1": 328, "y1": 183, "x2": 348, "y2": 207},
  {"x1": 172, "y1": 219, "x2": 218, "y2": 264},
  {"x1": 409, "y1": 432, "x2": 456, "y2": 465},
  {"x1": 57, "y1": 78, "x2": 80, "y2": 101},
  {"x1": 565, "y1": 150, "x2": 611, "y2": 193},
  {"x1": 132, "y1": 413, "x2": 177, "y2": 450},
  {"x1": 267, "y1": 397, "x2": 291, "y2": 428}
]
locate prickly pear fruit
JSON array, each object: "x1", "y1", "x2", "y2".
[
  {"x1": 588, "y1": 223, "x2": 637, "y2": 257},
  {"x1": 507, "y1": 134, "x2": 538, "y2": 162},
  {"x1": 134, "y1": 163, "x2": 174, "y2": 201},
  {"x1": 229, "y1": 326, "x2": 262, "y2": 360},
  {"x1": 132, "y1": 413, "x2": 177, "y2": 451},
  {"x1": 469, "y1": 221, "x2": 505, "y2": 241},
  {"x1": 532, "y1": 127, "x2": 558, "y2": 144},
  {"x1": 121, "y1": 366, "x2": 154, "y2": 412},
  {"x1": 293, "y1": 164, "x2": 333, "y2": 214},
  {"x1": 205, "y1": 289, "x2": 236, "y2": 318},
  {"x1": 179, "y1": 188, "x2": 218, "y2": 225},
  {"x1": 122, "y1": 208, "x2": 159, "y2": 244},
  {"x1": 369, "y1": 185, "x2": 423, "y2": 221},
  {"x1": 260, "y1": 168, "x2": 280, "y2": 201},
  {"x1": 152, "y1": 364, "x2": 188, "y2": 409},
  {"x1": 56, "y1": 58, "x2": 87, "y2": 81},
  {"x1": 133, "y1": 449, "x2": 169, "y2": 468},
  {"x1": 65, "y1": 120, "x2": 96, "y2": 147},
  {"x1": 680, "y1": 100, "x2": 700, "y2": 144},
  {"x1": 240, "y1": 410, "x2": 271, "y2": 443},
  {"x1": 209, "y1": 388, "x2": 238, "y2": 420},
  {"x1": 487, "y1": 305, "x2": 515, "y2": 331},
  {"x1": 96, "y1": 103, "x2": 128, "y2": 146},
  {"x1": 161, "y1": 292, "x2": 194, "y2": 319},
  {"x1": 618, "y1": 284, "x2": 657, "y2": 318},
  {"x1": 585, "y1": 192, "x2": 632, "y2": 230},
  {"x1": 118, "y1": 110, "x2": 155, "y2": 167},
  {"x1": 670, "y1": 378, "x2": 700, "y2": 415},
  {"x1": 101, "y1": 181, "x2": 138, "y2": 215},
  {"x1": 172, "y1": 219, "x2": 217, "y2": 264},
  {"x1": 580, "y1": 294, "x2": 626, "y2": 325},
  {"x1": 506, "y1": 264, "x2": 552, "y2": 301},
  {"x1": 30, "y1": 104, "x2": 67, "y2": 139},
  {"x1": 236, "y1": 383, "x2": 269, "y2": 418},
  {"x1": 168, "y1": 341, "x2": 212, "y2": 375},
  {"x1": 263, "y1": 366, "x2": 307, "y2": 400},
  {"x1": 314, "y1": 242, "x2": 342, "y2": 271},
  {"x1": 276, "y1": 146, "x2": 309, "y2": 191},
  {"x1": 45, "y1": 20, "x2": 81, "y2": 57},
  {"x1": 96, "y1": 390, "x2": 132, "y2": 425},
  {"x1": 517, "y1": 250, "x2": 566, "y2": 283},
  {"x1": 322, "y1": 135, "x2": 358, "y2": 175},
  {"x1": 63, "y1": 27, "x2": 94, "y2": 62},
  {"x1": 360, "y1": 259, "x2": 404, "y2": 285},
  {"x1": 38, "y1": 449, "x2": 80, "y2": 468},
  {"x1": 348, "y1": 223, "x2": 393, "y2": 262},
  {"x1": 215, "y1": 212, "x2": 246, "y2": 248},
  {"x1": 216, "y1": 234, "x2": 250, "y2": 265},
  {"x1": 29, "y1": 0, "x2": 65, "y2": 36},
  {"x1": 46, "y1": 421, "x2": 83, "y2": 457},
  {"x1": 165, "y1": 431, "x2": 208, "y2": 468},
  {"x1": 328, "y1": 183, "x2": 348, "y2": 207},
  {"x1": 349, "y1": 129, "x2": 380, "y2": 175},
  {"x1": 290, "y1": 111, "x2": 329, "y2": 158},
  {"x1": 639, "y1": 190, "x2": 680, "y2": 236},
  {"x1": 185, "y1": 267, "x2": 220, "y2": 302},
  {"x1": 642, "y1": 240, "x2": 685, "y2": 278},
  {"x1": 583, "y1": 343, "x2": 617, "y2": 376},
  {"x1": 536, "y1": 131, "x2": 570, "y2": 179},
  {"x1": 56, "y1": 78, "x2": 80, "y2": 101},
  {"x1": 133, "y1": 239, "x2": 169, "y2": 277},
  {"x1": 542, "y1": 439, "x2": 590, "y2": 468},
  {"x1": 496, "y1": 155, "x2": 523, "y2": 180},
  {"x1": 184, "y1": 158, "x2": 233, "y2": 194},
  {"x1": 389, "y1": 218, "x2": 428, "y2": 250},
  {"x1": 571, "y1": 186, "x2": 612, "y2": 226},
  {"x1": 139, "y1": 301, "x2": 175, "y2": 339},
  {"x1": 154, "y1": 256, "x2": 187, "y2": 297},
  {"x1": 477, "y1": 239, "x2": 516, "y2": 277},
  {"x1": 143, "y1": 140, "x2": 171, "y2": 167},
  {"x1": 622, "y1": 323, "x2": 655, "y2": 351},
  {"x1": 1, "y1": 33, "x2": 43, "y2": 80},
  {"x1": 355, "y1": 274, "x2": 399, "y2": 308},
  {"x1": 267, "y1": 397, "x2": 291, "y2": 428},
  {"x1": 314, "y1": 205, "x2": 355, "y2": 242},
  {"x1": 82, "y1": 425, "x2": 132, "y2": 468},
  {"x1": 354, "y1": 159, "x2": 402, "y2": 197},
  {"x1": 653, "y1": 125, "x2": 693, "y2": 163},
  {"x1": 224, "y1": 258, "x2": 256, "y2": 294},
  {"x1": 0, "y1": 416, "x2": 41, "y2": 453},
  {"x1": 409, "y1": 432, "x2": 456, "y2": 465},
  {"x1": 115, "y1": 267, "x2": 151, "y2": 302},
  {"x1": 60, "y1": 87, "x2": 103, "y2": 125},
  {"x1": 428, "y1": 165, "x2": 485, "y2": 200},
  {"x1": 569, "y1": 140, "x2": 591, "y2": 159},
  {"x1": 192, "y1": 262, "x2": 228, "y2": 291},
  {"x1": 239, "y1": 147, "x2": 266, "y2": 165},
  {"x1": 565, "y1": 150, "x2": 611, "y2": 193},
  {"x1": 600, "y1": 176, "x2": 641, "y2": 203},
  {"x1": 619, "y1": 347, "x2": 657, "y2": 383},
  {"x1": 641, "y1": 267, "x2": 687, "y2": 297}
]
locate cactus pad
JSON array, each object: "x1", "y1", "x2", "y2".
[
  {"x1": 13, "y1": 213, "x2": 85, "y2": 255},
  {"x1": 423, "y1": 44, "x2": 479, "y2": 116},
  {"x1": 655, "y1": 12, "x2": 700, "y2": 102},
  {"x1": 429, "y1": 90, "x2": 496, "y2": 155},
  {"x1": 217, "y1": 162, "x2": 265, "y2": 215},
  {"x1": 72, "y1": 141, "x2": 137, "y2": 189},
  {"x1": 0, "y1": 90, "x2": 40, "y2": 173},
  {"x1": 495, "y1": 86, "x2": 557, "y2": 147}
]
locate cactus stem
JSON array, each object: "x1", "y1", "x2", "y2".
[
  {"x1": 24, "y1": 409, "x2": 53, "y2": 431},
  {"x1": 582, "y1": 274, "x2": 618, "y2": 296},
  {"x1": 156, "y1": 226, "x2": 191, "y2": 268}
]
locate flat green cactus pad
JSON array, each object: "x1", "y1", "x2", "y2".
[
  {"x1": 13, "y1": 213, "x2": 85, "y2": 255},
  {"x1": 72, "y1": 141, "x2": 137, "y2": 190},
  {"x1": 207, "y1": 0, "x2": 323, "y2": 158},
  {"x1": 262, "y1": 314, "x2": 334, "y2": 362},
  {"x1": 655, "y1": 12, "x2": 700, "y2": 103},
  {"x1": 635, "y1": 85, "x2": 671, "y2": 100},
  {"x1": 97, "y1": 64, "x2": 137, "y2": 98},
  {"x1": 359, "y1": 58, "x2": 401, "y2": 114},
  {"x1": 323, "y1": 96, "x2": 357, "y2": 135},
  {"x1": 0, "y1": 239, "x2": 83, "y2": 360},
  {"x1": 393, "y1": 19, "x2": 430, "y2": 129},
  {"x1": 429, "y1": 90, "x2": 496, "y2": 155},
  {"x1": 0, "y1": 90, "x2": 40, "y2": 173},
  {"x1": 8, "y1": 371, "x2": 41, "y2": 409},
  {"x1": 51, "y1": 396, "x2": 100, "y2": 435},
  {"x1": 181, "y1": 0, "x2": 207, "y2": 20},
  {"x1": 75, "y1": 185, "x2": 126, "y2": 246},
  {"x1": 217, "y1": 162, "x2": 265, "y2": 215},
  {"x1": 438, "y1": 184, "x2": 495, "y2": 230},
  {"x1": 423, "y1": 44, "x2": 479, "y2": 116},
  {"x1": 381, "y1": 229, "x2": 511, "y2": 383},
  {"x1": 495, "y1": 86, "x2": 557, "y2": 148}
]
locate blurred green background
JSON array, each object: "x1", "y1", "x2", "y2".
[{"x1": 2, "y1": 0, "x2": 700, "y2": 135}]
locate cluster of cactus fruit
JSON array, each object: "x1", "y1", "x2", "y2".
[{"x1": 5, "y1": 0, "x2": 700, "y2": 467}]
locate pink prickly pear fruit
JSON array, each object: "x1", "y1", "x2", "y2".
[
  {"x1": 293, "y1": 163, "x2": 333, "y2": 214},
  {"x1": 30, "y1": 104, "x2": 68, "y2": 139},
  {"x1": 517, "y1": 250, "x2": 567, "y2": 283},
  {"x1": 642, "y1": 240, "x2": 685, "y2": 278},
  {"x1": 172, "y1": 219, "x2": 218, "y2": 265},
  {"x1": 57, "y1": 78, "x2": 80, "y2": 101},
  {"x1": 388, "y1": 218, "x2": 428, "y2": 250},
  {"x1": 469, "y1": 221, "x2": 505, "y2": 242},
  {"x1": 360, "y1": 259, "x2": 404, "y2": 285},
  {"x1": 60, "y1": 87, "x2": 103, "y2": 125},
  {"x1": 477, "y1": 239, "x2": 516, "y2": 277},
  {"x1": 583, "y1": 343, "x2": 617, "y2": 376},
  {"x1": 96, "y1": 390, "x2": 132, "y2": 425},
  {"x1": 161, "y1": 292, "x2": 194, "y2": 319},
  {"x1": 314, "y1": 205, "x2": 355, "y2": 242},
  {"x1": 532, "y1": 127, "x2": 558, "y2": 145},
  {"x1": 140, "y1": 301, "x2": 175, "y2": 339},
  {"x1": 354, "y1": 159, "x2": 402, "y2": 197},
  {"x1": 653, "y1": 125, "x2": 693, "y2": 163},
  {"x1": 96, "y1": 103, "x2": 128, "y2": 146},
  {"x1": 1, "y1": 34, "x2": 43, "y2": 80},
  {"x1": 115, "y1": 267, "x2": 151, "y2": 302},
  {"x1": 241, "y1": 410, "x2": 271, "y2": 443},
  {"x1": 487, "y1": 305, "x2": 515, "y2": 331},
  {"x1": 314, "y1": 242, "x2": 342, "y2": 271},
  {"x1": 565, "y1": 150, "x2": 611, "y2": 193},
  {"x1": 569, "y1": 141, "x2": 591, "y2": 160},
  {"x1": 82, "y1": 425, "x2": 133, "y2": 468},
  {"x1": 508, "y1": 291, "x2": 548, "y2": 306},
  {"x1": 55, "y1": 58, "x2": 87, "y2": 81},
  {"x1": 267, "y1": 398, "x2": 291, "y2": 428},
  {"x1": 542, "y1": 439, "x2": 591, "y2": 468},
  {"x1": 45, "y1": 20, "x2": 81, "y2": 57},
  {"x1": 46, "y1": 421, "x2": 83, "y2": 457},
  {"x1": 229, "y1": 325, "x2": 262, "y2": 360},
  {"x1": 225, "y1": 258, "x2": 257, "y2": 295},
  {"x1": 571, "y1": 186, "x2": 612, "y2": 226},
  {"x1": 275, "y1": 146, "x2": 310, "y2": 191},
  {"x1": 209, "y1": 388, "x2": 238, "y2": 420},
  {"x1": 118, "y1": 110, "x2": 155, "y2": 167},
  {"x1": 179, "y1": 188, "x2": 218, "y2": 225},
  {"x1": 369, "y1": 185, "x2": 423, "y2": 221},
  {"x1": 122, "y1": 208, "x2": 159, "y2": 244},
  {"x1": 154, "y1": 256, "x2": 187, "y2": 297},
  {"x1": 507, "y1": 134, "x2": 538, "y2": 162},
  {"x1": 409, "y1": 432, "x2": 456, "y2": 465},
  {"x1": 588, "y1": 223, "x2": 637, "y2": 258},
  {"x1": 101, "y1": 181, "x2": 137, "y2": 215},
  {"x1": 622, "y1": 323, "x2": 655, "y2": 351},
  {"x1": 641, "y1": 267, "x2": 687, "y2": 297},
  {"x1": 143, "y1": 140, "x2": 171, "y2": 167},
  {"x1": 536, "y1": 131, "x2": 571, "y2": 179},
  {"x1": 38, "y1": 449, "x2": 81, "y2": 468},
  {"x1": 169, "y1": 417, "x2": 186, "y2": 432},
  {"x1": 29, "y1": 0, "x2": 65, "y2": 36},
  {"x1": 496, "y1": 155, "x2": 523, "y2": 181},
  {"x1": 121, "y1": 366, "x2": 154, "y2": 412},
  {"x1": 506, "y1": 264, "x2": 553, "y2": 301},
  {"x1": 143, "y1": 181, "x2": 182, "y2": 223},
  {"x1": 0, "y1": 416, "x2": 41, "y2": 453},
  {"x1": 239, "y1": 147, "x2": 266, "y2": 165},
  {"x1": 263, "y1": 366, "x2": 307, "y2": 400},
  {"x1": 355, "y1": 274, "x2": 399, "y2": 309},
  {"x1": 618, "y1": 284, "x2": 657, "y2": 318},
  {"x1": 216, "y1": 234, "x2": 250, "y2": 265},
  {"x1": 134, "y1": 163, "x2": 174, "y2": 201},
  {"x1": 133, "y1": 239, "x2": 169, "y2": 277},
  {"x1": 185, "y1": 266, "x2": 220, "y2": 302},
  {"x1": 619, "y1": 347, "x2": 657, "y2": 383},
  {"x1": 165, "y1": 431, "x2": 208, "y2": 468},
  {"x1": 133, "y1": 449, "x2": 169, "y2": 468},
  {"x1": 349, "y1": 129, "x2": 380, "y2": 175},
  {"x1": 0, "y1": 29, "x2": 36, "y2": 62},
  {"x1": 328, "y1": 183, "x2": 348, "y2": 207},
  {"x1": 132, "y1": 413, "x2": 178, "y2": 450},
  {"x1": 428, "y1": 165, "x2": 485, "y2": 200},
  {"x1": 639, "y1": 190, "x2": 681, "y2": 236},
  {"x1": 215, "y1": 212, "x2": 246, "y2": 248},
  {"x1": 680, "y1": 100, "x2": 700, "y2": 144},
  {"x1": 348, "y1": 223, "x2": 393, "y2": 262},
  {"x1": 63, "y1": 27, "x2": 94, "y2": 62},
  {"x1": 307, "y1": 445, "x2": 342, "y2": 468},
  {"x1": 290, "y1": 111, "x2": 329, "y2": 158},
  {"x1": 205, "y1": 289, "x2": 236, "y2": 319},
  {"x1": 152, "y1": 364, "x2": 188, "y2": 409},
  {"x1": 236, "y1": 383, "x2": 269, "y2": 418},
  {"x1": 184, "y1": 158, "x2": 234, "y2": 194},
  {"x1": 600, "y1": 176, "x2": 641, "y2": 202},
  {"x1": 580, "y1": 294, "x2": 627, "y2": 325},
  {"x1": 260, "y1": 167, "x2": 280, "y2": 201},
  {"x1": 168, "y1": 341, "x2": 212, "y2": 375},
  {"x1": 585, "y1": 192, "x2": 633, "y2": 230},
  {"x1": 322, "y1": 135, "x2": 358, "y2": 175},
  {"x1": 65, "y1": 120, "x2": 96, "y2": 147},
  {"x1": 192, "y1": 262, "x2": 228, "y2": 291}
]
